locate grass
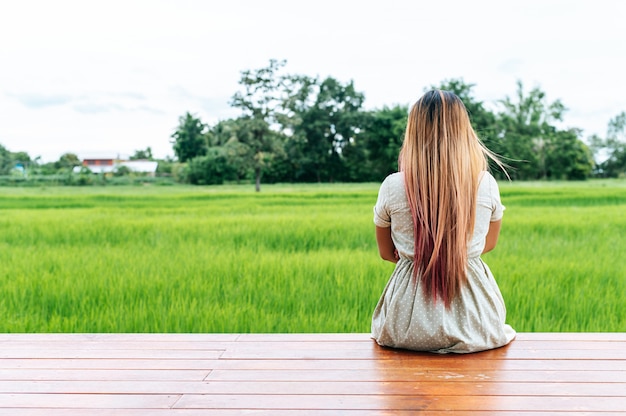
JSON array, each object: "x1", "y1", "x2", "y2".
[
  {"x1": 489, "y1": 184, "x2": 626, "y2": 332},
  {"x1": 0, "y1": 180, "x2": 624, "y2": 333}
]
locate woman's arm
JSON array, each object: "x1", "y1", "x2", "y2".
[
  {"x1": 376, "y1": 226, "x2": 399, "y2": 263},
  {"x1": 482, "y1": 219, "x2": 502, "y2": 254}
]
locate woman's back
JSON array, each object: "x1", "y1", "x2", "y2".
[
  {"x1": 371, "y1": 90, "x2": 515, "y2": 353},
  {"x1": 374, "y1": 171, "x2": 503, "y2": 260}
]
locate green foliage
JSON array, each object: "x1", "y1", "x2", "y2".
[
  {"x1": 0, "y1": 181, "x2": 624, "y2": 333},
  {"x1": 70, "y1": 167, "x2": 95, "y2": 185},
  {"x1": 186, "y1": 148, "x2": 234, "y2": 185},
  {"x1": 544, "y1": 129, "x2": 594, "y2": 180},
  {"x1": 230, "y1": 59, "x2": 290, "y2": 191},
  {"x1": 0, "y1": 144, "x2": 32, "y2": 175},
  {"x1": 285, "y1": 76, "x2": 366, "y2": 182},
  {"x1": 357, "y1": 105, "x2": 408, "y2": 181},
  {"x1": 491, "y1": 81, "x2": 594, "y2": 180},
  {"x1": 176, "y1": 72, "x2": 609, "y2": 186},
  {"x1": 171, "y1": 112, "x2": 208, "y2": 162},
  {"x1": 0, "y1": 144, "x2": 12, "y2": 174},
  {"x1": 3, "y1": 68, "x2": 625, "y2": 186},
  {"x1": 594, "y1": 112, "x2": 626, "y2": 177},
  {"x1": 130, "y1": 147, "x2": 154, "y2": 160},
  {"x1": 55, "y1": 153, "x2": 81, "y2": 170},
  {"x1": 113, "y1": 165, "x2": 132, "y2": 177}
]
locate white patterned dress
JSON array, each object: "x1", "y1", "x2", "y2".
[{"x1": 371, "y1": 171, "x2": 516, "y2": 353}]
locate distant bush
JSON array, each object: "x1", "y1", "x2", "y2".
[{"x1": 186, "y1": 149, "x2": 235, "y2": 185}]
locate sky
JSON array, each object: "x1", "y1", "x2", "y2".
[{"x1": 1, "y1": 0, "x2": 625, "y2": 163}]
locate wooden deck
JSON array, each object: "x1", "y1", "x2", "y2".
[{"x1": 0, "y1": 333, "x2": 624, "y2": 415}]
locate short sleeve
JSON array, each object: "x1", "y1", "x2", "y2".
[
  {"x1": 488, "y1": 174, "x2": 505, "y2": 221},
  {"x1": 373, "y1": 178, "x2": 391, "y2": 227}
]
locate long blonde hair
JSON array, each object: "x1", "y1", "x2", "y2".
[{"x1": 399, "y1": 90, "x2": 501, "y2": 307}]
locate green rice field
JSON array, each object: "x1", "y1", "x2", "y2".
[{"x1": 0, "y1": 180, "x2": 625, "y2": 333}]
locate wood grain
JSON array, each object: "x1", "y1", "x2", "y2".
[{"x1": 0, "y1": 333, "x2": 624, "y2": 414}]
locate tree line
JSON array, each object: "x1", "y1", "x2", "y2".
[
  {"x1": 171, "y1": 60, "x2": 626, "y2": 189},
  {"x1": 2, "y1": 59, "x2": 625, "y2": 187}
]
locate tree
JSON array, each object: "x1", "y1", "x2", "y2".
[
  {"x1": 594, "y1": 112, "x2": 626, "y2": 177},
  {"x1": 55, "y1": 153, "x2": 81, "y2": 170},
  {"x1": 186, "y1": 148, "x2": 234, "y2": 185},
  {"x1": 171, "y1": 113, "x2": 208, "y2": 163},
  {"x1": 283, "y1": 76, "x2": 366, "y2": 182},
  {"x1": 356, "y1": 105, "x2": 408, "y2": 182},
  {"x1": 113, "y1": 165, "x2": 132, "y2": 177},
  {"x1": 11, "y1": 151, "x2": 31, "y2": 164},
  {"x1": 208, "y1": 118, "x2": 254, "y2": 183},
  {"x1": 230, "y1": 59, "x2": 289, "y2": 191},
  {"x1": 494, "y1": 81, "x2": 596, "y2": 180},
  {"x1": 496, "y1": 81, "x2": 567, "y2": 180},
  {"x1": 130, "y1": 147, "x2": 153, "y2": 160},
  {"x1": 0, "y1": 144, "x2": 14, "y2": 174},
  {"x1": 0, "y1": 145, "x2": 33, "y2": 175},
  {"x1": 543, "y1": 129, "x2": 594, "y2": 180}
]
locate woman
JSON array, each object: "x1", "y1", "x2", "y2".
[{"x1": 371, "y1": 90, "x2": 516, "y2": 353}]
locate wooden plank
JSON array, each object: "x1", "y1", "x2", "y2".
[
  {"x1": 237, "y1": 332, "x2": 626, "y2": 342},
  {"x1": 219, "y1": 346, "x2": 626, "y2": 360},
  {"x1": 205, "y1": 368, "x2": 626, "y2": 382},
  {"x1": 0, "y1": 369, "x2": 210, "y2": 381},
  {"x1": 5, "y1": 339, "x2": 612, "y2": 351},
  {"x1": 1, "y1": 380, "x2": 619, "y2": 397},
  {"x1": 174, "y1": 394, "x2": 432, "y2": 410},
  {"x1": 0, "y1": 380, "x2": 208, "y2": 394},
  {"x1": 491, "y1": 339, "x2": 626, "y2": 350},
  {"x1": 3, "y1": 335, "x2": 624, "y2": 354},
  {"x1": 0, "y1": 334, "x2": 240, "y2": 342},
  {"x1": 0, "y1": 341, "x2": 229, "y2": 352},
  {"x1": 0, "y1": 333, "x2": 624, "y2": 414},
  {"x1": 27, "y1": 337, "x2": 603, "y2": 352},
  {"x1": 174, "y1": 394, "x2": 626, "y2": 411},
  {"x1": 237, "y1": 333, "x2": 372, "y2": 342},
  {"x1": 0, "y1": 349, "x2": 223, "y2": 359},
  {"x1": 5, "y1": 343, "x2": 626, "y2": 360},
  {"x1": 512, "y1": 332, "x2": 626, "y2": 341},
  {"x1": 3, "y1": 357, "x2": 625, "y2": 372},
  {"x1": 211, "y1": 358, "x2": 626, "y2": 371},
  {"x1": 0, "y1": 341, "x2": 238, "y2": 350},
  {"x1": 11, "y1": 409, "x2": 623, "y2": 416},
  {"x1": 0, "y1": 393, "x2": 180, "y2": 409},
  {"x1": 198, "y1": 380, "x2": 625, "y2": 397},
  {"x1": 0, "y1": 359, "x2": 220, "y2": 370},
  {"x1": 2, "y1": 332, "x2": 623, "y2": 342}
]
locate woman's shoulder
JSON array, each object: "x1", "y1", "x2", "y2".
[
  {"x1": 477, "y1": 171, "x2": 505, "y2": 216},
  {"x1": 379, "y1": 172, "x2": 405, "y2": 195},
  {"x1": 478, "y1": 170, "x2": 498, "y2": 190},
  {"x1": 378, "y1": 172, "x2": 407, "y2": 205},
  {"x1": 381, "y1": 172, "x2": 404, "y2": 187}
]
